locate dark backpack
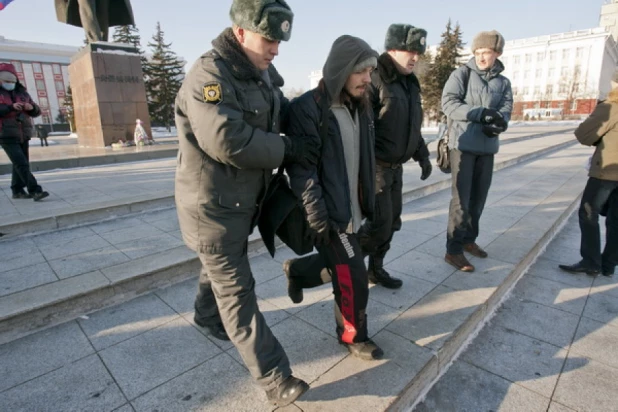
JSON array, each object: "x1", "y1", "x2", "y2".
[{"x1": 436, "y1": 66, "x2": 471, "y2": 173}]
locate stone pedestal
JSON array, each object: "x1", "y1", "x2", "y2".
[{"x1": 68, "y1": 43, "x2": 151, "y2": 147}]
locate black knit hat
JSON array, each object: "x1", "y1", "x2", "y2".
[
  {"x1": 229, "y1": 0, "x2": 294, "y2": 41},
  {"x1": 384, "y1": 24, "x2": 427, "y2": 54}
]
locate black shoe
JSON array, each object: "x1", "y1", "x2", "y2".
[
  {"x1": 266, "y1": 376, "x2": 309, "y2": 407},
  {"x1": 283, "y1": 259, "x2": 304, "y2": 304},
  {"x1": 339, "y1": 338, "x2": 384, "y2": 361},
  {"x1": 368, "y1": 268, "x2": 403, "y2": 289},
  {"x1": 602, "y1": 268, "x2": 615, "y2": 277},
  {"x1": 194, "y1": 317, "x2": 230, "y2": 341},
  {"x1": 32, "y1": 191, "x2": 49, "y2": 202},
  {"x1": 12, "y1": 192, "x2": 32, "y2": 199},
  {"x1": 559, "y1": 262, "x2": 600, "y2": 276}
]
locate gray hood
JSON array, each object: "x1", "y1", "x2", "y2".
[{"x1": 322, "y1": 35, "x2": 378, "y2": 103}]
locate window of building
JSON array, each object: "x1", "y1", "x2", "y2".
[
  {"x1": 537, "y1": 52, "x2": 544, "y2": 62},
  {"x1": 38, "y1": 97, "x2": 49, "y2": 108},
  {"x1": 573, "y1": 83, "x2": 580, "y2": 92},
  {"x1": 32, "y1": 63, "x2": 42, "y2": 73},
  {"x1": 35, "y1": 79, "x2": 46, "y2": 91},
  {"x1": 514, "y1": 55, "x2": 520, "y2": 65},
  {"x1": 548, "y1": 68, "x2": 555, "y2": 78},
  {"x1": 523, "y1": 87, "x2": 529, "y2": 95},
  {"x1": 525, "y1": 54, "x2": 532, "y2": 63},
  {"x1": 562, "y1": 49, "x2": 570, "y2": 60},
  {"x1": 52, "y1": 64, "x2": 62, "y2": 75},
  {"x1": 571, "y1": 101, "x2": 577, "y2": 110},
  {"x1": 536, "y1": 69, "x2": 542, "y2": 78},
  {"x1": 55, "y1": 80, "x2": 64, "y2": 91},
  {"x1": 58, "y1": 97, "x2": 65, "y2": 107},
  {"x1": 549, "y1": 51, "x2": 557, "y2": 61},
  {"x1": 546, "y1": 85, "x2": 553, "y2": 94},
  {"x1": 576, "y1": 47, "x2": 584, "y2": 59},
  {"x1": 559, "y1": 84, "x2": 568, "y2": 93},
  {"x1": 545, "y1": 101, "x2": 551, "y2": 108},
  {"x1": 534, "y1": 86, "x2": 541, "y2": 95},
  {"x1": 524, "y1": 70, "x2": 530, "y2": 79},
  {"x1": 561, "y1": 66, "x2": 569, "y2": 77},
  {"x1": 11, "y1": 61, "x2": 22, "y2": 72}
]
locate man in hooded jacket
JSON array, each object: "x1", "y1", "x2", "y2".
[
  {"x1": 174, "y1": 0, "x2": 318, "y2": 406},
  {"x1": 284, "y1": 35, "x2": 384, "y2": 361}
]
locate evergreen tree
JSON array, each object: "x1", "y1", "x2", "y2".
[
  {"x1": 143, "y1": 22, "x2": 184, "y2": 131},
  {"x1": 112, "y1": 25, "x2": 148, "y2": 68},
  {"x1": 63, "y1": 86, "x2": 76, "y2": 132},
  {"x1": 422, "y1": 20, "x2": 465, "y2": 122}
]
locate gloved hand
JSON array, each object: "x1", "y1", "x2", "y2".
[
  {"x1": 419, "y1": 158, "x2": 432, "y2": 180},
  {"x1": 492, "y1": 115, "x2": 508, "y2": 130},
  {"x1": 308, "y1": 219, "x2": 338, "y2": 247},
  {"x1": 482, "y1": 123, "x2": 506, "y2": 138},
  {"x1": 282, "y1": 135, "x2": 320, "y2": 168},
  {"x1": 481, "y1": 108, "x2": 502, "y2": 125}
]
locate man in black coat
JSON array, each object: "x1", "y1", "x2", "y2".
[
  {"x1": 358, "y1": 23, "x2": 432, "y2": 289},
  {"x1": 55, "y1": 0, "x2": 135, "y2": 42},
  {"x1": 285, "y1": 35, "x2": 384, "y2": 361}
]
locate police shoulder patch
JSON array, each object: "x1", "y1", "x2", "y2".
[{"x1": 203, "y1": 82, "x2": 223, "y2": 104}]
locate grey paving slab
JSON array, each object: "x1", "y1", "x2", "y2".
[
  {"x1": 155, "y1": 277, "x2": 196, "y2": 316},
  {"x1": 366, "y1": 270, "x2": 437, "y2": 311},
  {"x1": 528, "y1": 257, "x2": 595, "y2": 288},
  {"x1": 112, "y1": 404, "x2": 135, "y2": 412},
  {"x1": 410, "y1": 233, "x2": 447, "y2": 259},
  {"x1": 98, "y1": 223, "x2": 165, "y2": 245},
  {"x1": 386, "y1": 284, "x2": 487, "y2": 350},
  {"x1": 512, "y1": 273, "x2": 590, "y2": 315},
  {"x1": 553, "y1": 356, "x2": 618, "y2": 412},
  {"x1": 399, "y1": 214, "x2": 447, "y2": 236},
  {"x1": 492, "y1": 299, "x2": 580, "y2": 348},
  {"x1": 31, "y1": 226, "x2": 96, "y2": 247},
  {"x1": 49, "y1": 245, "x2": 131, "y2": 279},
  {"x1": 0, "y1": 321, "x2": 94, "y2": 392},
  {"x1": 0, "y1": 262, "x2": 58, "y2": 297},
  {"x1": 388, "y1": 229, "x2": 436, "y2": 250},
  {"x1": 461, "y1": 325, "x2": 567, "y2": 397},
  {"x1": 99, "y1": 317, "x2": 221, "y2": 400},
  {"x1": 114, "y1": 233, "x2": 184, "y2": 260},
  {"x1": 541, "y1": 242, "x2": 581, "y2": 265},
  {"x1": 256, "y1": 274, "x2": 333, "y2": 315},
  {"x1": 135, "y1": 208, "x2": 178, "y2": 224},
  {"x1": 591, "y1": 280, "x2": 618, "y2": 299},
  {"x1": 249, "y1": 254, "x2": 289, "y2": 285},
  {"x1": 147, "y1": 216, "x2": 180, "y2": 232},
  {"x1": 442, "y1": 256, "x2": 515, "y2": 293},
  {"x1": 39, "y1": 233, "x2": 112, "y2": 260},
  {"x1": 484, "y1": 233, "x2": 538, "y2": 265},
  {"x1": 0, "y1": 240, "x2": 47, "y2": 273},
  {"x1": 89, "y1": 216, "x2": 147, "y2": 235},
  {"x1": 131, "y1": 353, "x2": 274, "y2": 412},
  {"x1": 0, "y1": 354, "x2": 127, "y2": 412},
  {"x1": 548, "y1": 402, "x2": 578, "y2": 412},
  {"x1": 570, "y1": 317, "x2": 618, "y2": 369},
  {"x1": 296, "y1": 330, "x2": 436, "y2": 412},
  {"x1": 385, "y1": 249, "x2": 456, "y2": 285},
  {"x1": 582, "y1": 288, "x2": 618, "y2": 328},
  {"x1": 78, "y1": 294, "x2": 180, "y2": 351},
  {"x1": 417, "y1": 360, "x2": 550, "y2": 412},
  {"x1": 257, "y1": 297, "x2": 292, "y2": 328}
]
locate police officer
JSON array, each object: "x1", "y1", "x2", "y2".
[
  {"x1": 358, "y1": 24, "x2": 432, "y2": 288},
  {"x1": 174, "y1": 0, "x2": 318, "y2": 406}
]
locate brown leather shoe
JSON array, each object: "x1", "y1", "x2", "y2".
[
  {"x1": 445, "y1": 253, "x2": 475, "y2": 272},
  {"x1": 464, "y1": 243, "x2": 488, "y2": 258}
]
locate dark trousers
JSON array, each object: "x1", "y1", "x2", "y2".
[
  {"x1": 358, "y1": 163, "x2": 403, "y2": 270},
  {"x1": 288, "y1": 232, "x2": 369, "y2": 344},
  {"x1": 579, "y1": 177, "x2": 618, "y2": 272},
  {"x1": 0, "y1": 140, "x2": 42, "y2": 195},
  {"x1": 447, "y1": 149, "x2": 494, "y2": 254},
  {"x1": 194, "y1": 239, "x2": 291, "y2": 390}
]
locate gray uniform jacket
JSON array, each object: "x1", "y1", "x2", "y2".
[
  {"x1": 442, "y1": 58, "x2": 513, "y2": 155},
  {"x1": 174, "y1": 28, "x2": 286, "y2": 254}
]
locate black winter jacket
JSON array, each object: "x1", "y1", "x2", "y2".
[
  {"x1": 371, "y1": 53, "x2": 429, "y2": 164},
  {"x1": 286, "y1": 85, "x2": 375, "y2": 232},
  {"x1": 0, "y1": 84, "x2": 41, "y2": 143}
]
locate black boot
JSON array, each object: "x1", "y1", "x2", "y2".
[
  {"x1": 283, "y1": 259, "x2": 304, "y2": 304},
  {"x1": 368, "y1": 260, "x2": 403, "y2": 289},
  {"x1": 193, "y1": 317, "x2": 230, "y2": 341},
  {"x1": 559, "y1": 261, "x2": 600, "y2": 277},
  {"x1": 339, "y1": 338, "x2": 384, "y2": 361},
  {"x1": 266, "y1": 376, "x2": 309, "y2": 407}
]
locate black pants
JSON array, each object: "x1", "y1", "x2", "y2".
[
  {"x1": 447, "y1": 149, "x2": 494, "y2": 254},
  {"x1": 288, "y1": 232, "x2": 369, "y2": 344},
  {"x1": 579, "y1": 177, "x2": 618, "y2": 272},
  {"x1": 194, "y1": 238, "x2": 291, "y2": 390},
  {"x1": 0, "y1": 140, "x2": 42, "y2": 195},
  {"x1": 358, "y1": 163, "x2": 403, "y2": 270}
]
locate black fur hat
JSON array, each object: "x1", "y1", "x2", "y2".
[
  {"x1": 384, "y1": 24, "x2": 427, "y2": 54},
  {"x1": 229, "y1": 0, "x2": 294, "y2": 41}
]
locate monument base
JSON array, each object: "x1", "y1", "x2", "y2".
[{"x1": 68, "y1": 42, "x2": 151, "y2": 148}]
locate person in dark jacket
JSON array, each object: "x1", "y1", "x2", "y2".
[
  {"x1": 174, "y1": 0, "x2": 317, "y2": 406},
  {"x1": 36, "y1": 125, "x2": 49, "y2": 147},
  {"x1": 441, "y1": 30, "x2": 512, "y2": 272},
  {"x1": 356, "y1": 23, "x2": 432, "y2": 289},
  {"x1": 284, "y1": 35, "x2": 383, "y2": 361},
  {"x1": 0, "y1": 63, "x2": 49, "y2": 201},
  {"x1": 559, "y1": 69, "x2": 618, "y2": 277}
]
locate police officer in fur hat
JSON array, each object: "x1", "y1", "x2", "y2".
[{"x1": 174, "y1": 0, "x2": 318, "y2": 406}]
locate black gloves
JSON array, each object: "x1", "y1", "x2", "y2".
[
  {"x1": 481, "y1": 108, "x2": 507, "y2": 138},
  {"x1": 282, "y1": 135, "x2": 320, "y2": 168},
  {"x1": 419, "y1": 158, "x2": 432, "y2": 180},
  {"x1": 308, "y1": 219, "x2": 338, "y2": 247}
]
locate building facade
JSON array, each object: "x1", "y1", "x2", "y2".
[{"x1": 0, "y1": 36, "x2": 78, "y2": 126}]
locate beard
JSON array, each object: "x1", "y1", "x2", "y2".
[{"x1": 342, "y1": 86, "x2": 369, "y2": 112}]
